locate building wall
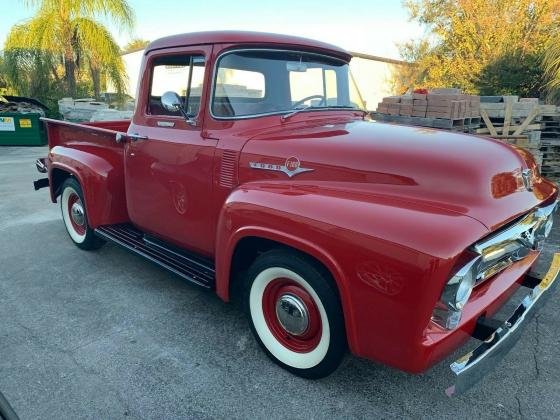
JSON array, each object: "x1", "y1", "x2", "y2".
[{"x1": 349, "y1": 56, "x2": 403, "y2": 111}]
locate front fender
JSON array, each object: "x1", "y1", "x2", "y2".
[
  {"x1": 49, "y1": 146, "x2": 129, "y2": 227},
  {"x1": 215, "y1": 181, "x2": 490, "y2": 360}
]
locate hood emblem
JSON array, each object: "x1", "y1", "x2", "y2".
[
  {"x1": 249, "y1": 157, "x2": 314, "y2": 178},
  {"x1": 521, "y1": 169, "x2": 534, "y2": 191}
]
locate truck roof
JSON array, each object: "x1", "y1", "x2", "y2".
[{"x1": 146, "y1": 30, "x2": 352, "y2": 61}]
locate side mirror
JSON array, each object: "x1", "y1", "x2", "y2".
[
  {"x1": 160, "y1": 91, "x2": 197, "y2": 126},
  {"x1": 161, "y1": 91, "x2": 183, "y2": 113}
]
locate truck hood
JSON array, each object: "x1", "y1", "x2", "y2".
[{"x1": 238, "y1": 117, "x2": 557, "y2": 231}]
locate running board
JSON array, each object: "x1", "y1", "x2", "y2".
[{"x1": 94, "y1": 224, "x2": 215, "y2": 289}]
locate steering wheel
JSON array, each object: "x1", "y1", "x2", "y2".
[{"x1": 291, "y1": 94, "x2": 326, "y2": 109}]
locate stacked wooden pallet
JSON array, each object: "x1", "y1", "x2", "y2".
[
  {"x1": 373, "y1": 89, "x2": 481, "y2": 133},
  {"x1": 373, "y1": 91, "x2": 560, "y2": 184},
  {"x1": 476, "y1": 97, "x2": 555, "y2": 169},
  {"x1": 539, "y1": 114, "x2": 560, "y2": 182}
]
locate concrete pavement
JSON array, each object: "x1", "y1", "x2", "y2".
[{"x1": 1, "y1": 146, "x2": 559, "y2": 419}]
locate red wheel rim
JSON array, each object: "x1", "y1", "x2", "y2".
[
  {"x1": 262, "y1": 278, "x2": 322, "y2": 353},
  {"x1": 67, "y1": 193, "x2": 86, "y2": 235}
]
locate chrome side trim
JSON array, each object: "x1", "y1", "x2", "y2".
[
  {"x1": 446, "y1": 252, "x2": 560, "y2": 396},
  {"x1": 128, "y1": 133, "x2": 149, "y2": 141}
]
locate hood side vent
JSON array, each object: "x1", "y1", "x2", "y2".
[{"x1": 219, "y1": 149, "x2": 239, "y2": 188}]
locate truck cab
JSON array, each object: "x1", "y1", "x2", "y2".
[{"x1": 125, "y1": 32, "x2": 364, "y2": 257}]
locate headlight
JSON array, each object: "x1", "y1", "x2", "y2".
[{"x1": 432, "y1": 256, "x2": 481, "y2": 330}]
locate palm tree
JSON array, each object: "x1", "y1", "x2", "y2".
[
  {"x1": 544, "y1": 34, "x2": 560, "y2": 103},
  {"x1": 122, "y1": 38, "x2": 150, "y2": 54},
  {"x1": 6, "y1": 0, "x2": 134, "y2": 98}
]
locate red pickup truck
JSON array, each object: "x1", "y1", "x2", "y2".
[{"x1": 34, "y1": 31, "x2": 559, "y2": 395}]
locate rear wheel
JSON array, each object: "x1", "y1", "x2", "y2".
[
  {"x1": 244, "y1": 249, "x2": 346, "y2": 379},
  {"x1": 60, "y1": 178, "x2": 105, "y2": 250}
]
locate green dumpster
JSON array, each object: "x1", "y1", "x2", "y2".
[{"x1": 0, "y1": 113, "x2": 46, "y2": 146}]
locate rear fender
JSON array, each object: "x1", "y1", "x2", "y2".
[{"x1": 49, "y1": 146, "x2": 129, "y2": 228}]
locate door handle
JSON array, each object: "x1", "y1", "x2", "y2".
[{"x1": 128, "y1": 133, "x2": 149, "y2": 141}]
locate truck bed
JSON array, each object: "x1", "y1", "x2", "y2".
[
  {"x1": 41, "y1": 117, "x2": 131, "y2": 227},
  {"x1": 41, "y1": 118, "x2": 130, "y2": 149}
]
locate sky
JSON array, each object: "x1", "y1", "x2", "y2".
[{"x1": 0, "y1": 0, "x2": 423, "y2": 60}]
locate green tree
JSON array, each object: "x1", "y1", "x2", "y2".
[
  {"x1": 1, "y1": 28, "x2": 64, "y2": 115},
  {"x1": 122, "y1": 38, "x2": 150, "y2": 54},
  {"x1": 0, "y1": 55, "x2": 9, "y2": 95},
  {"x1": 397, "y1": 0, "x2": 560, "y2": 97},
  {"x1": 6, "y1": 0, "x2": 134, "y2": 98},
  {"x1": 543, "y1": 32, "x2": 560, "y2": 102}
]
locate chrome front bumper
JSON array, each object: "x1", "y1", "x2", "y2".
[
  {"x1": 35, "y1": 157, "x2": 47, "y2": 173},
  {"x1": 446, "y1": 252, "x2": 560, "y2": 396},
  {"x1": 33, "y1": 157, "x2": 50, "y2": 191}
]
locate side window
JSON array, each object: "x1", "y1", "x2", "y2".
[{"x1": 148, "y1": 55, "x2": 205, "y2": 116}]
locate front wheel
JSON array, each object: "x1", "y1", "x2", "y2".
[
  {"x1": 244, "y1": 249, "x2": 346, "y2": 379},
  {"x1": 60, "y1": 178, "x2": 105, "y2": 250}
]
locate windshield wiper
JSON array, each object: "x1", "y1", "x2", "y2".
[{"x1": 281, "y1": 105, "x2": 357, "y2": 121}]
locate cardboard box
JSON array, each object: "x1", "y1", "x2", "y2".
[
  {"x1": 382, "y1": 96, "x2": 401, "y2": 104},
  {"x1": 427, "y1": 99, "x2": 455, "y2": 108},
  {"x1": 426, "y1": 110, "x2": 453, "y2": 118},
  {"x1": 412, "y1": 110, "x2": 427, "y2": 117},
  {"x1": 427, "y1": 105, "x2": 453, "y2": 112},
  {"x1": 413, "y1": 99, "x2": 428, "y2": 106},
  {"x1": 400, "y1": 96, "x2": 413, "y2": 105},
  {"x1": 450, "y1": 100, "x2": 467, "y2": 118},
  {"x1": 377, "y1": 102, "x2": 389, "y2": 113},
  {"x1": 399, "y1": 105, "x2": 412, "y2": 116},
  {"x1": 430, "y1": 88, "x2": 462, "y2": 95},
  {"x1": 427, "y1": 94, "x2": 460, "y2": 102},
  {"x1": 412, "y1": 93, "x2": 427, "y2": 100}
]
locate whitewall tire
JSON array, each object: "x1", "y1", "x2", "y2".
[
  {"x1": 60, "y1": 178, "x2": 105, "y2": 250},
  {"x1": 245, "y1": 249, "x2": 346, "y2": 378}
]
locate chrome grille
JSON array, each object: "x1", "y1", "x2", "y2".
[{"x1": 472, "y1": 200, "x2": 558, "y2": 284}]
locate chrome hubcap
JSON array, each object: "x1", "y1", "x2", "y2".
[
  {"x1": 275, "y1": 294, "x2": 309, "y2": 336},
  {"x1": 71, "y1": 202, "x2": 85, "y2": 226}
]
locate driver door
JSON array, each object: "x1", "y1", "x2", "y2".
[{"x1": 124, "y1": 46, "x2": 217, "y2": 256}]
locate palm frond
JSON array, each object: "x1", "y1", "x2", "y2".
[
  {"x1": 73, "y1": 17, "x2": 127, "y2": 94},
  {"x1": 6, "y1": 10, "x2": 65, "y2": 53},
  {"x1": 77, "y1": 0, "x2": 135, "y2": 31},
  {"x1": 22, "y1": 0, "x2": 134, "y2": 31},
  {"x1": 27, "y1": 10, "x2": 66, "y2": 52},
  {"x1": 543, "y1": 33, "x2": 560, "y2": 101}
]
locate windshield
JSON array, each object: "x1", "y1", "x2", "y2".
[{"x1": 212, "y1": 49, "x2": 365, "y2": 118}]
